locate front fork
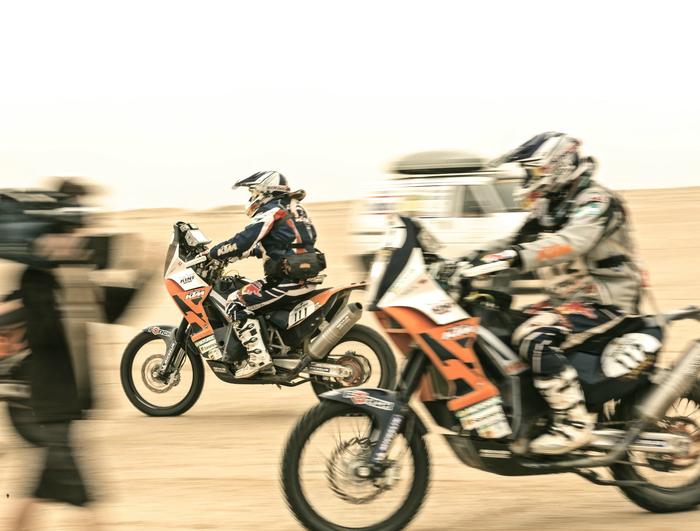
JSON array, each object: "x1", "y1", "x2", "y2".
[
  {"x1": 366, "y1": 349, "x2": 428, "y2": 466},
  {"x1": 157, "y1": 318, "x2": 190, "y2": 378}
]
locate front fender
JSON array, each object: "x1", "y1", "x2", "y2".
[{"x1": 320, "y1": 386, "x2": 427, "y2": 441}]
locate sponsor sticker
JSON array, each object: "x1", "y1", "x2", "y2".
[
  {"x1": 431, "y1": 301, "x2": 454, "y2": 315},
  {"x1": 148, "y1": 326, "x2": 171, "y2": 337},
  {"x1": 375, "y1": 414, "x2": 403, "y2": 460},
  {"x1": 180, "y1": 274, "x2": 195, "y2": 285},
  {"x1": 241, "y1": 282, "x2": 262, "y2": 297},
  {"x1": 573, "y1": 200, "x2": 606, "y2": 220},
  {"x1": 442, "y1": 324, "x2": 474, "y2": 340},
  {"x1": 455, "y1": 397, "x2": 512, "y2": 439},
  {"x1": 342, "y1": 390, "x2": 394, "y2": 411}
]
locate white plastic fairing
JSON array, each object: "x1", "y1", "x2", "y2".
[
  {"x1": 413, "y1": 219, "x2": 443, "y2": 253},
  {"x1": 170, "y1": 268, "x2": 208, "y2": 290},
  {"x1": 376, "y1": 247, "x2": 468, "y2": 325},
  {"x1": 365, "y1": 249, "x2": 389, "y2": 307}
]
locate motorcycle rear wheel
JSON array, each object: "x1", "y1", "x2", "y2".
[
  {"x1": 610, "y1": 379, "x2": 700, "y2": 512},
  {"x1": 310, "y1": 324, "x2": 397, "y2": 399}
]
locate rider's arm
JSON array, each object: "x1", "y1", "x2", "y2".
[
  {"x1": 209, "y1": 207, "x2": 286, "y2": 260},
  {"x1": 513, "y1": 188, "x2": 619, "y2": 271},
  {"x1": 465, "y1": 214, "x2": 543, "y2": 258}
]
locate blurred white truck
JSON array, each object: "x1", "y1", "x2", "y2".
[{"x1": 352, "y1": 150, "x2": 540, "y2": 292}]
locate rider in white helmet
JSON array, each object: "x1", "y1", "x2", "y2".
[
  {"x1": 204, "y1": 171, "x2": 324, "y2": 379},
  {"x1": 450, "y1": 132, "x2": 643, "y2": 455}
]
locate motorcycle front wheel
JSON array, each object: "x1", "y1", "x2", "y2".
[
  {"x1": 281, "y1": 400, "x2": 429, "y2": 531},
  {"x1": 120, "y1": 332, "x2": 204, "y2": 416}
]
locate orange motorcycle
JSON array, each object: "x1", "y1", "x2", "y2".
[
  {"x1": 120, "y1": 221, "x2": 396, "y2": 416},
  {"x1": 281, "y1": 216, "x2": 700, "y2": 531}
]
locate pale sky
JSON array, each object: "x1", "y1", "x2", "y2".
[{"x1": 1, "y1": 1, "x2": 698, "y2": 210}]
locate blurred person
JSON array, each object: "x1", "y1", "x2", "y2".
[
  {"x1": 0, "y1": 294, "x2": 27, "y2": 360},
  {"x1": 201, "y1": 171, "x2": 325, "y2": 378},
  {"x1": 444, "y1": 132, "x2": 642, "y2": 455},
  {"x1": 2, "y1": 178, "x2": 145, "y2": 530},
  {"x1": 4, "y1": 180, "x2": 98, "y2": 530}
]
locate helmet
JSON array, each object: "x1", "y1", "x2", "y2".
[
  {"x1": 499, "y1": 132, "x2": 591, "y2": 210},
  {"x1": 233, "y1": 171, "x2": 290, "y2": 217}
]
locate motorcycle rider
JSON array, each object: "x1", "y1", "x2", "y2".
[
  {"x1": 203, "y1": 171, "x2": 325, "y2": 379},
  {"x1": 448, "y1": 132, "x2": 643, "y2": 455}
]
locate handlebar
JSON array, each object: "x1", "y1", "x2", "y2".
[
  {"x1": 183, "y1": 255, "x2": 208, "y2": 268},
  {"x1": 457, "y1": 260, "x2": 511, "y2": 278},
  {"x1": 663, "y1": 305, "x2": 700, "y2": 322}
]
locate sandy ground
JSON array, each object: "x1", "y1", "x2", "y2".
[{"x1": 1, "y1": 187, "x2": 700, "y2": 530}]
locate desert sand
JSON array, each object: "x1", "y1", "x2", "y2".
[{"x1": 1, "y1": 187, "x2": 700, "y2": 530}]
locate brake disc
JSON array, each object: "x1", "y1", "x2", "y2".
[
  {"x1": 326, "y1": 437, "x2": 394, "y2": 504},
  {"x1": 652, "y1": 416, "x2": 700, "y2": 471},
  {"x1": 334, "y1": 352, "x2": 372, "y2": 387},
  {"x1": 141, "y1": 354, "x2": 181, "y2": 394}
]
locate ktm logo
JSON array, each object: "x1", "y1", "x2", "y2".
[
  {"x1": 442, "y1": 325, "x2": 474, "y2": 340},
  {"x1": 185, "y1": 289, "x2": 205, "y2": 300}
]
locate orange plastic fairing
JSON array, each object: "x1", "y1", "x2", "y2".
[
  {"x1": 376, "y1": 307, "x2": 500, "y2": 410},
  {"x1": 166, "y1": 279, "x2": 214, "y2": 341}
]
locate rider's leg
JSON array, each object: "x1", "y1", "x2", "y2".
[
  {"x1": 225, "y1": 278, "x2": 317, "y2": 378},
  {"x1": 513, "y1": 310, "x2": 595, "y2": 455},
  {"x1": 226, "y1": 299, "x2": 273, "y2": 378}
]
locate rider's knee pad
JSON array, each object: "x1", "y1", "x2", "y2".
[{"x1": 517, "y1": 326, "x2": 570, "y2": 376}]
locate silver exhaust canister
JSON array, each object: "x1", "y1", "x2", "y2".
[
  {"x1": 636, "y1": 340, "x2": 700, "y2": 423},
  {"x1": 308, "y1": 303, "x2": 363, "y2": 360}
]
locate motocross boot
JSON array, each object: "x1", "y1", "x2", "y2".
[
  {"x1": 232, "y1": 318, "x2": 273, "y2": 379},
  {"x1": 529, "y1": 366, "x2": 595, "y2": 455}
]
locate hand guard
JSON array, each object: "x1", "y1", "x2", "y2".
[{"x1": 450, "y1": 248, "x2": 521, "y2": 287}]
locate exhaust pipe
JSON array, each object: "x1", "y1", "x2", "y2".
[
  {"x1": 308, "y1": 303, "x2": 363, "y2": 360},
  {"x1": 637, "y1": 340, "x2": 700, "y2": 423}
]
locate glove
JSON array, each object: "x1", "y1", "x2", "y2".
[{"x1": 460, "y1": 249, "x2": 487, "y2": 264}]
